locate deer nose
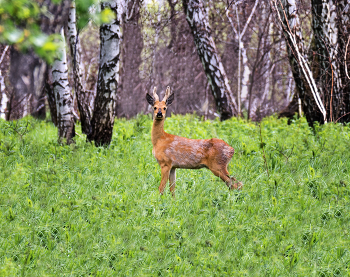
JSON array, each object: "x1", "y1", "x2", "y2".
[{"x1": 157, "y1": 108, "x2": 163, "y2": 118}]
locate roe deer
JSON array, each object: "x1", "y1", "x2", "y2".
[{"x1": 146, "y1": 86, "x2": 242, "y2": 197}]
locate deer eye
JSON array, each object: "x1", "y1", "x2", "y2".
[
  {"x1": 154, "y1": 107, "x2": 157, "y2": 110},
  {"x1": 163, "y1": 107, "x2": 166, "y2": 110}
]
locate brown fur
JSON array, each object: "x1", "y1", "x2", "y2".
[{"x1": 147, "y1": 87, "x2": 242, "y2": 197}]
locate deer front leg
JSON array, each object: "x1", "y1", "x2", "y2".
[
  {"x1": 159, "y1": 165, "x2": 171, "y2": 195},
  {"x1": 231, "y1": 177, "x2": 243, "y2": 190},
  {"x1": 169, "y1": 168, "x2": 176, "y2": 198}
]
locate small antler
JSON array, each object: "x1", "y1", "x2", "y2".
[
  {"x1": 153, "y1": 87, "x2": 159, "y2": 102},
  {"x1": 162, "y1": 86, "x2": 171, "y2": 102}
]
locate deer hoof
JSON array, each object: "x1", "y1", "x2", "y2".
[{"x1": 231, "y1": 182, "x2": 243, "y2": 190}]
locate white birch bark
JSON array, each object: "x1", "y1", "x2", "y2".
[
  {"x1": 66, "y1": 1, "x2": 92, "y2": 135},
  {"x1": 240, "y1": 46, "x2": 251, "y2": 108},
  {"x1": 226, "y1": 0, "x2": 258, "y2": 115},
  {"x1": 0, "y1": 70, "x2": 7, "y2": 119},
  {"x1": 183, "y1": 0, "x2": 237, "y2": 120},
  {"x1": 286, "y1": 69, "x2": 294, "y2": 104},
  {"x1": 0, "y1": 46, "x2": 9, "y2": 119},
  {"x1": 52, "y1": 28, "x2": 75, "y2": 143},
  {"x1": 88, "y1": 0, "x2": 124, "y2": 146},
  {"x1": 261, "y1": 2, "x2": 273, "y2": 105},
  {"x1": 22, "y1": 94, "x2": 31, "y2": 117}
]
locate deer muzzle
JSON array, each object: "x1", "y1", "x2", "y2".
[{"x1": 156, "y1": 108, "x2": 163, "y2": 118}]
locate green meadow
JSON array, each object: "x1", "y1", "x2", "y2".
[{"x1": 0, "y1": 115, "x2": 349, "y2": 276}]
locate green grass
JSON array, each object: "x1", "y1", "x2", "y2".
[{"x1": 0, "y1": 114, "x2": 349, "y2": 276}]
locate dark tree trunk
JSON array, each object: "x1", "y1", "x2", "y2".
[
  {"x1": 278, "y1": 92, "x2": 298, "y2": 121},
  {"x1": 182, "y1": 0, "x2": 237, "y2": 120},
  {"x1": 117, "y1": 0, "x2": 143, "y2": 118},
  {"x1": 274, "y1": 0, "x2": 326, "y2": 125},
  {"x1": 311, "y1": 0, "x2": 342, "y2": 122},
  {"x1": 45, "y1": 67, "x2": 58, "y2": 126},
  {"x1": 88, "y1": 0, "x2": 122, "y2": 146},
  {"x1": 9, "y1": 48, "x2": 45, "y2": 119},
  {"x1": 336, "y1": 0, "x2": 350, "y2": 123}
]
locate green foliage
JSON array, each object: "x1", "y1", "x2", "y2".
[
  {"x1": 0, "y1": 0, "x2": 114, "y2": 63},
  {"x1": 77, "y1": 0, "x2": 115, "y2": 30},
  {"x1": 0, "y1": 0, "x2": 59, "y2": 62},
  {"x1": 0, "y1": 115, "x2": 349, "y2": 275}
]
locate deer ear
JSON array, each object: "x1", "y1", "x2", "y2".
[
  {"x1": 146, "y1": 93, "x2": 155, "y2": 106},
  {"x1": 166, "y1": 93, "x2": 174, "y2": 106}
]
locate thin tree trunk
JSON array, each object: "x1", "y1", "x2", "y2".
[
  {"x1": 31, "y1": 61, "x2": 47, "y2": 119},
  {"x1": 0, "y1": 45, "x2": 8, "y2": 119},
  {"x1": 0, "y1": 69, "x2": 7, "y2": 119},
  {"x1": 88, "y1": 0, "x2": 123, "y2": 146},
  {"x1": 241, "y1": 46, "x2": 251, "y2": 109},
  {"x1": 286, "y1": 69, "x2": 294, "y2": 105},
  {"x1": 52, "y1": 28, "x2": 75, "y2": 144},
  {"x1": 226, "y1": 0, "x2": 258, "y2": 115},
  {"x1": 262, "y1": 2, "x2": 273, "y2": 106},
  {"x1": 236, "y1": 6, "x2": 242, "y2": 115},
  {"x1": 66, "y1": 0, "x2": 92, "y2": 134},
  {"x1": 183, "y1": 0, "x2": 237, "y2": 120},
  {"x1": 247, "y1": 21, "x2": 267, "y2": 119}
]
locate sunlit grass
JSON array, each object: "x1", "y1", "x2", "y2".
[{"x1": 0, "y1": 115, "x2": 349, "y2": 276}]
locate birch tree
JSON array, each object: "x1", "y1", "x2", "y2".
[
  {"x1": 0, "y1": 46, "x2": 9, "y2": 119},
  {"x1": 260, "y1": 1, "x2": 274, "y2": 106},
  {"x1": 87, "y1": 0, "x2": 124, "y2": 146},
  {"x1": 182, "y1": 0, "x2": 237, "y2": 120},
  {"x1": 52, "y1": 28, "x2": 75, "y2": 144},
  {"x1": 311, "y1": 0, "x2": 341, "y2": 122},
  {"x1": 66, "y1": 0, "x2": 92, "y2": 135},
  {"x1": 310, "y1": 0, "x2": 350, "y2": 123},
  {"x1": 271, "y1": 0, "x2": 327, "y2": 124},
  {"x1": 226, "y1": 0, "x2": 258, "y2": 115},
  {"x1": 0, "y1": 69, "x2": 7, "y2": 119}
]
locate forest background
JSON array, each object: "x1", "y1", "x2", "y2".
[{"x1": 0, "y1": 0, "x2": 348, "y2": 144}]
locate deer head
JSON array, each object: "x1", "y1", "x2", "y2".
[{"x1": 146, "y1": 86, "x2": 174, "y2": 120}]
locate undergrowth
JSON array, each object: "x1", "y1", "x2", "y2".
[{"x1": 0, "y1": 114, "x2": 349, "y2": 276}]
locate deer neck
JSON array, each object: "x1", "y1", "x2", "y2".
[{"x1": 152, "y1": 119, "x2": 166, "y2": 146}]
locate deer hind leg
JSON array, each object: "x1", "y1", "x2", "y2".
[
  {"x1": 159, "y1": 165, "x2": 171, "y2": 195},
  {"x1": 169, "y1": 168, "x2": 176, "y2": 198}
]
